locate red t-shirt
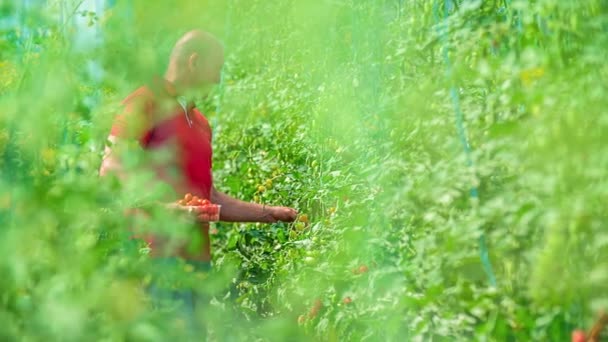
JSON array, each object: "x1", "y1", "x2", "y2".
[{"x1": 110, "y1": 79, "x2": 214, "y2": 261}]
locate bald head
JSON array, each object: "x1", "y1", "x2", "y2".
[
  {"x1": 166, "y1": 30, "x2": 224, "y2": 92},
  {"x1": 170, "y1": 30, "x2": 223, "y2": 64}
]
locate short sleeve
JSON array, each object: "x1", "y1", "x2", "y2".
[{"x1": 110, "y1": 89, "x2": 153, "y2": 140}]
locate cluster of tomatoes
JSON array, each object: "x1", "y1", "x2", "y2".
[
  {"x1": 176, "y1": 193, "x2": 220, "y2": 222},
  {"x1": 298, "y1": 299, "x2": 323, "y2": 325}
]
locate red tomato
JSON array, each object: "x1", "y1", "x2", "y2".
[
  {"x1": 201, "y1": 199, "x2": 210, "y2": 205},
  {"x1": 308, "y1": 301, "x2": 321, "y2": 318},
  {"x1": 571, "y1": 330, "x2": 586, "y2": 342}
]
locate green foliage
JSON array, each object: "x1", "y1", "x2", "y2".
[{"x1": 1, "y1": 0, "x2": 607, "y2": 340}]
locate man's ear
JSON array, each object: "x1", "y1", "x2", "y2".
[{"x1": 188, "y1": 52, "x2": 199, "y2": 71}]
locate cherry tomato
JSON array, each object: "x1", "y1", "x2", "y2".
[
  {"x1": 184, "y1": 193, "x2": 193, "y2": 202},
  {"x1": 178, "y1": 199, "x2": 187, "y2": 206},
  {"x1": 308, "y1": 300, "x2": 322, "y2": 318},
  {"x1": 343, "y1": 297, "x2": 352, "y2": 305},
  {"x1": 308, "y1": 309, "x2": 318, "y2": 318},
  {"x1": 359, "y1": 265, "x2": 369, "y2": 274},
  {"x1": 572, "y1": 330, "x2": 586, "y2": 342}
]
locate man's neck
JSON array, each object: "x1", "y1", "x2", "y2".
[{"x1": 164, "y1": 70, "x2": 187, "y2": 96}]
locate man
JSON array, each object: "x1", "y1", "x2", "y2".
[{"x1": 99, "y1": 30, "x2": 297, "y2": 333}]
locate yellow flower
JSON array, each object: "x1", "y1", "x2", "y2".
[{"x1": 520, "y1": 67, "x2": 545, "y2": 86}]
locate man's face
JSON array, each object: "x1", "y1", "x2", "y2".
[{"x1": 188, "y1": 49, "x2": 224, "y2": 97}]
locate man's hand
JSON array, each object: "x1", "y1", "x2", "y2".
[
  {"x1": 165, "y1": 202, "x2": 209, "y2": 217},
  {"x1": 211, "y1": 187, "x2": 298, "y2": 223},
  {"x1": 265, "y1": 206, "x2": 298, "y2": 223},
  {"x1": 166, "y1": 202, "x2": 196, "y2": 212}
]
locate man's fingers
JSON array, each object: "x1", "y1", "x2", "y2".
[
  {"x1": 267, "y1": 206, "x2": 298, "y2": 222},
  {"x1": 282, "y1": 207, "x2": 298, "y2": 222}
]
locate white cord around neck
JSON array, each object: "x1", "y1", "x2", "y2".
[{"x1": 177, "y1": 96, "x2": 193, "y2": 128}]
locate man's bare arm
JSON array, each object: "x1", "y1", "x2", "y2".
[
  {"x1": 101, "y1": 138, "x2": 297, "y2": 222},
  {"x1": 99, "y1": 136, "x2": 126, "y2": 179},
  {"x1": 210, "y1": 186, "x2": 297, "y2": 223}
]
